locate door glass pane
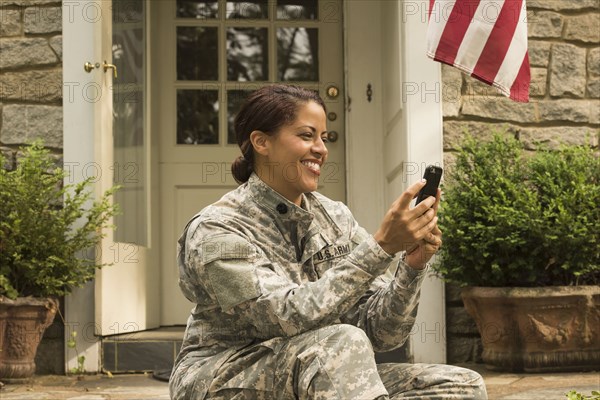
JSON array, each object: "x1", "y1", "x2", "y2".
[
  {"x1": 276, "y1": 0, "x2": 317, "y2": 20},
  {"x1": 227, "y1": 90, "x2": 252, "y2": 144},
  {"x1": 277, "y1": 27, "x2": 318, "y2": 81},
  {"x1": 112, "y1": 0, "x2": 147, "y2": 246},
  {"x1": 227, "y1": 27, "x2": 268, "y2": 81},
  {"x1": 177, "y1": 0, "x2": 218, "y2": 19},
  {"x1": 177, "y1": 27, "x2": 218, "y2": 80},
  {"x1": 226, "y1": 0, "x2": 268, "y2": 19},
  {"x1": 177, "y1": 90, "x2": 219, "y2": 144}
]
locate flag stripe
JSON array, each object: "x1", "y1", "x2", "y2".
[
  {"x1": 472, "y1": 0, "x2": 522, "y2": 85},
  {"x1": 494, "y1": 1, "x2": 528, "y2": 91},
  {"x1": 509, "y1": 53, "x2": 530, "y2": 102},
  {"x1": 454, "y1": 0, "x2": 504, "y2": 74},
  {"x1": 427, "y1": 0, "x2": 456, "y2": 57},
  {"x1": 427, "y1": 0, "x2": 530, "y2": 102},
  {"x1": 435, "y1": 0, "x2": 481, "y2": 65}
]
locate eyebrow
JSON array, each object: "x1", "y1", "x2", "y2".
[{"x1": 297, "y1": 125, "x2": 327, "y2": 135}]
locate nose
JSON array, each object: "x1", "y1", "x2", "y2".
[{"x1": 312, "y1": 135, "x2": 328, "y2": 158}]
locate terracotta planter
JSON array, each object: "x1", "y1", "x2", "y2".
[
  {"x1": 461, "y1": 286, "x2": 599, "y2": 372},
  {"x1": 0, "y1": 297, "x2": 58, "y2": 380},
  {"x1": 462, "y1": 286, "x2": 600, "y2": 372}
]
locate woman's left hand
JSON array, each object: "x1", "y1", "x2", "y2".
[{"x1": 405, "y1": 188, "x2": 442, "y2": 270}]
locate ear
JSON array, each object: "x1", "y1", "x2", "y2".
[{"x1": 249, "y1": 130, "x2": 270, "y2": 157}]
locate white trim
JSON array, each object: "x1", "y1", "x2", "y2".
[
  {"x1": 402, "y1": 0, "x2": 446, "y2": 364},
  {"x1": 63, "y1": 0, "x2": 103, "y2": 373},
  {"x1": 345, "y1": 0, "x2": 446, "y2": 363}
]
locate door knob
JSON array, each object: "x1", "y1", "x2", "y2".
[
  {"x1": 103, "y1": 61, "x2": 118, "y2": 78},
  {"x1": 84, "y1": 62, "x2": 100, "y2": 73},
  {"x1": 326, "y1": 131, "x2": 339, "y2": 143}
]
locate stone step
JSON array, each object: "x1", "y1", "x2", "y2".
[{"x1": 101, "y1": 327, "x2": 184, "y2": 373}]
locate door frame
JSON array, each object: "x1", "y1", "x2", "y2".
[
  {"x1": 63, "y1": 0, "x2": 444, "y2": 372},
  {"x1": 345, "y1": 0, "x2": 445, "y2": 363}
]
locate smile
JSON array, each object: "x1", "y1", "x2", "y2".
[{"x1": 301, "y1": 160, "x2": 321, "y2": 176}]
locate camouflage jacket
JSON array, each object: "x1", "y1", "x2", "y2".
[{"x1": 172, "y1": 173, "x2": 427, "y2": 391}]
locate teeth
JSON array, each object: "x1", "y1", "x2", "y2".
[{"x1": 302, "y1": 161, "x2": 320, "y2": 173}]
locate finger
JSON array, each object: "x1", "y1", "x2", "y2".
[
  {"x1": 432, "y1": 188, "x2": 441, "y2": 215},
  {"x1": 412, "y1": 195, "x2": 437, "y2": 216},
  {"x1": 398, "y1": 179, "x2": 428, "y2": 209},
  {"x1": 417, "y1": 215, "x2": 438, "y2": 238}
]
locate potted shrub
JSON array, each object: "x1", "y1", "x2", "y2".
[
  {"x1": 435, "y1": 132, "x2": 599, "y2": 372},
  {"x1": 0, "y1": 142, "x2": 118, "y2": 380}
]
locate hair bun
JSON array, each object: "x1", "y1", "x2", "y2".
[{"x1": 231, "y1": 155, "x2": 252, "y2": 184}]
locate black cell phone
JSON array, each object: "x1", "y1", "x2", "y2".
[{"x1": 416, "y1": 165, "x2": 443, "y2": 205}]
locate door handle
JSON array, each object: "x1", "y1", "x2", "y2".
[{"x1": 103, "y1": 61, "x2": 118, "y2": 78}]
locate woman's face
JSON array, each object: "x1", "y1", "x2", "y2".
[{"x1": 256, "y1": 101, "x2": 329, "y2": 205}]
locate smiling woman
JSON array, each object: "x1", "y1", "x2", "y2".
[{"x1": 169, "y1": 84, "x2": 487, "y2": 400}]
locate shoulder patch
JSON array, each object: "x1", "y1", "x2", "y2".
[{"x1": 200, "y1": 233, "x2": 256, "y2": 264}]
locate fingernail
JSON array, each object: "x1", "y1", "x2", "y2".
[{"x1": 421, "y1": 178, "x2": 427, "y2": 183}]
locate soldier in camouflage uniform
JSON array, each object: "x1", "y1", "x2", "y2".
[{"x1": 169, "y1": 85, "x2": 487, "y2": 399}]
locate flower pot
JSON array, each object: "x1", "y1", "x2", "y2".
[
  {"x1": 0, "y1": 297, "x2": 58, "y2": 380},
  {"x1": 461, "y1": 286, "x2": 599, "y2": 372}
]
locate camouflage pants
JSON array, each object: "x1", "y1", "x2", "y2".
[{"x1": 205, "y1": 324, "x2": 488, "y2": 400}]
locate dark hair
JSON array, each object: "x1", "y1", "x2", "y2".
[{"x1": 231, "y1": 84, "x2": 326, "y2": 184}]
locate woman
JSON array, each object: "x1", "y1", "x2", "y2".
[{"x1": 170, "y1": 85, "x2": 487, "y2": 399}]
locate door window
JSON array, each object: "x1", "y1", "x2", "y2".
[{"x1": 174, "y1": 0, "x2": 322, "y2": 146}]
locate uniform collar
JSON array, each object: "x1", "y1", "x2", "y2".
[{"x1": 247, "y1": 173, "x2": 313, "y2": 222}]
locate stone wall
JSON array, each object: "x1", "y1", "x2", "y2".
[
  {"x1": 0, "y1": 0, "x2": 64, "y2": 374},
  {"x1": 441, "y1": 0, "x2": 600, "y2": 364}
]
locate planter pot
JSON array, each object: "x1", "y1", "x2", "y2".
[
  {"x1": 461, "y1": 286, "x2": 599, "y2": 373},
  {"x1": 0, "y1": 297, "x2": 58, "y2": 380}
]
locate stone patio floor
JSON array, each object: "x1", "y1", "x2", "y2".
[{"x1": 0, "y1": 364, "x2": 598, "y2": 399}]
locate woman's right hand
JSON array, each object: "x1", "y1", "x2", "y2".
[{"x1": 373, "y1": 179, "x2": 439, "y2": 256}]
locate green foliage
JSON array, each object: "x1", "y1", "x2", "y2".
[
  {"x1": 0, "y1": 142, "x2": 119, "y2": 299},
  {"x1": 565, "y1": 390, "x2": 600, "y2": 400},
  {"x1": 435, "y1": 132, "x2": 599, "y2": 287},
  {"x1": 67, "y1": 331, "x2": 86, "y2": 375}
]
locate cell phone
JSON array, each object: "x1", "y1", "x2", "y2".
[{"x1": 416, "y1": 165, "x2": 443, "y2": 205}]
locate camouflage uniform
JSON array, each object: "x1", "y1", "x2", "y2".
[{"x1": 170, "y1": 173, "x2": 487, "y2": 400}]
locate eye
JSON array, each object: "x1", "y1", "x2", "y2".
[
  {"x1": 321, "y1": 133, "x2": 329, "y2": 143},
  {"x1": 300, "y1": 132, "x2": 313, "y2": 140}
]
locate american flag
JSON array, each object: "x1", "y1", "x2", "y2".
[{"x1": 427, "y1": 0, "x2": 531, "y2": 102}]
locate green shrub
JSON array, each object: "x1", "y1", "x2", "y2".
[
  {"x1": 435, "y1": 132, "x2": 599, "y2": 287},
  {"x1": 0, "y1": 142, "x2": 119, "y2": 299}
]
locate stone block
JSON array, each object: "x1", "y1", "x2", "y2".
[
  {"x1": 0, "y1": 8, "x2": 21, "y2": 37},
  {"x1": 519, "y1": 126, "x2": 599, "y2": 150},
  {"x1": 445, "y1": 283, "x2": 463, "y2": 304},
  {"x1": 49, "y1": 34, "x2": 61, "y2": 60},
  {"x1": 447, "y1": 306, "x2": 480, "y2": 335},
  {"x1": 528, "y1": 10, "x2": 563, "y2": 39},
  {"x1": 530, "y1": 67, "x2": 547, "y2": 97},
  {"x1": 588, "y1": 47, "x2": 600, "y2": 76},
  {"x1": 0, "y1": 38, "x2": 58, "y2": 69},
  {"x1": 35, "y1": 337, "x2": 65, "y2": 375},
  {"x1": 24, "y1": 5, "x2": 61, "y2": 34},
  {"x1": 1, "y1": 104, "x2": 63, "y2": 148},
  {"x1": 446, "y1": 335, "x2": 483, "y2": 364},
  {"x1": 461, "y1": 96, "x2": 537, "y2": 123},
  {"x1": 0, "y1": 69, "x2": 63, "y2": 102},
  {"x1": 1, "y1": 146, "x2": 15, "y2": 170},
  {"x1": 527, "y1": 0, "x2": 599, "y2": 11},
  {"x1": 564, "y1": 14, "x2": 600, "y2": 44},
  {"x1": 538, "y1": 99, "x2": 598, "y2": 123},
  {"x1": 1, "y1": 0, "x2": 60, "y2": 5},
  {"x1": 588, "y1": 78, "x2": 600, "y2": 98},
  {"x1": 528, "y1": 40, "x2": 551, "y2": 67},
  {"x1": 443, "y1": 121, "x2": 519, "y2": 151},
  {"x1": 549, "y1": 43, "x2": 587, "y2": 97}
]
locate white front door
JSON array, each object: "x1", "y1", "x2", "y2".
[
  {"x1": 94, "y1": 0, "x2": 159, "y2": 335},
  {"x1": 154, "y1": 0, "x2": 346, "y2": 325}
]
